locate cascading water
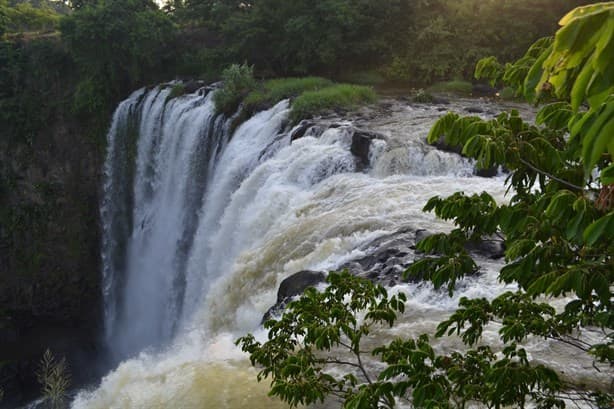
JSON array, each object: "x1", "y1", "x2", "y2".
[{"x1": 77, "y1": 87, "x2": 605, "y2": 408}]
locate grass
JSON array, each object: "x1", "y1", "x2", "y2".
[
  {"x1": 290, "y1": 84, "x2": 377, "y2": 122},
  {"x1": 166, "y1": 83, "x2": 186, "y2": 101},
  {"x1": 243, "y1": 77, "x2": 333, "y2": 112},
  {"x1": 214, "y1": 67, "x2": 378, "y2": 126},
  {"x1": 427, "y1": 80, "x2": 473, "y2": 95}
]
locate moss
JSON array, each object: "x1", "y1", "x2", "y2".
[
  {"x1": 289, "y1": 84, "x2": 377, "y2": 122},
  {"x1": 427, "y1": 80, "x2": 473, "y2": 95},
  {"x1": 166, "y1": 83, "x2": 186, "y2": 101}
]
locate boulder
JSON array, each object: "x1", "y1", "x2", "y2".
[
  {"x1": 415, "y1": 229, "x2": 505, "y2": 259},
  {"x1": 262, "y1": 271, "x2": 326, "y2": 322},
  {"x1": 472, "y1": 83, "x2": 497, "y2": 97},
  {"x1": 475, "y1": 166, "x2": 499, "y2": 178},
  {"x1": 183, "y1": 80, "x2": 206, "y2": 94},
  {"x1": 350, "y1": 129, "x2": 386, "y2": 170},
  {"x1": 431, "y1": 135, "x2": 462, "y2": 155},
  {"x1": 290, "y1": 120, "x2": 315, "y2": 141}
]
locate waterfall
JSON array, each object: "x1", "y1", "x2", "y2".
[
  {"x1": 77, "y1": 90, "x2": 605, "y2": 408},
  {"x1": 100, "y1": 86, "x2": 233, "y2": 360}
]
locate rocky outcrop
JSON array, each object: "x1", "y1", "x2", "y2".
[{"x1": 263, "y1": 227, "x2": 505, "y2": 322}]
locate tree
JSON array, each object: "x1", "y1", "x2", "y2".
[
  {"x1": 60, "y1": 0, "x2": 176, "y2": 113},
  {"x1": 238, "y1": 4, "x2": 614, "y2": 408}
]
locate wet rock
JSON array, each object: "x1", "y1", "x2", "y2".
[
  {"x1": 472, "y1": 83, "x2": 497, "y2": 97},
  {"x1": 276, "y1": 270, "x2": 326, "y2": 303},
  {"x1": 431, "y1": 136, "x2": 462, "y2": 155},
  {"x1": 465, "y1": 106, "x2": 484, "y2": 114},
  {"x1": 475, "y1": 166, "x2": 498, "y2": 178},
  {"x1": 414, "y1": 229, "x2": 432, "y2": 246},
  {"x1": 414, "y1": 229, "x2": 505, "y2": 259},
  {"x1": 290, "y1": 120, "x2": 316, "y2": 141},
  {"x1": 184, "y1": 80, "x2": 206, "y2": 94},
  {"x1": 432, "y1": 95, "x2": 450, "y2": 105},
  {"x1": 466, "y1": 237, "x2": 505, "y2": 259},
  {"x1": 350, "y1": 129, "x2": 386, "y2": 169},
  {"x1": 263, "y1": 271, "x2": 326, "y2": 322}
]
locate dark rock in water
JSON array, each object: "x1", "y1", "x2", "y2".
[
  {"x1": 466, "y1": 237, "x2": 505, "y2": 259},
  {"x1": 432, "y1": 96, "x2": 450, "y2": 105},
  {"x1": 465, "y1": 106, "x2": 484, "y2": 114},
  {"x1": 431, "y1": 135, "x2": 462, "y2": 155},
  {"x1": 184, "y1": 80, "x2": 205, "y2": 94},
  {"x1": 290, "y1": 120, "x2": 316, "y2": 141},
  {"x1": 350, "y1": 129, "x2": 386, "y2": 170},
  {"x1": 263, "y1": 270, "x2": 326, "y2": 322},
  {"x1": 414, "y1": 229, "x2": 505, "y2": 260},
  {"x1": 475, "y1": 166, "x2": 498, "y2": 178},
  {"x1": 414, "y1": 229, "x2": 432, "y2": 246},
  {"x1": 472, "y1": 83, "x2": 497, "y2": 96},
  {"x1": 276, "y1": 270, "x2": 326, "y2": 304}
]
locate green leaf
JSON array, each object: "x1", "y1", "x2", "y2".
[{"x1": 583, "y1": 212, "x2": 614, "y2": 246}]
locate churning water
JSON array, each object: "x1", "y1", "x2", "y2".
[{"x1": 73, "y1": 86, "x2": 606, "y2": 408}]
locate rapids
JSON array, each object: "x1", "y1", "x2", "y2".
[{"x1": 73, "y1": 86, "x2": 604, "y2": 408}]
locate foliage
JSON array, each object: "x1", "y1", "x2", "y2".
[
  {"x1": 166, "y1": 83, "x2": 186, "y2": 101},
  {"x1": 385, "y1": 0, "x2": 593, "y2": 84},
  {"x1": 3, "y1": 1, "x2": 61, "y2": 33},
  {"x1": 213, "y1": 63, "x2": 256, "y2": 115},
  {"x1": 289, "y1": 84, "x2": 377, "y2": 122},
  {"x1": 174, "y1": 0, "x2": 413, "y2": 77},
  {"x1": 240, "y1": 5, "x2": 614, "y2": 408},
  {"x1": 37, "y1": 349, "x2": 71, "y2": 409},
  {"x1": 60, "y1": 0, "x2": 176, "y2": 114}
]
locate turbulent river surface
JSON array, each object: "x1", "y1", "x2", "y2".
[{"x1": 69, "y1": 85, "x2": 605, "y2": 408}]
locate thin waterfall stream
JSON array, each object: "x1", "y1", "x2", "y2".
[{"x1": 72, "y1": 85, "x2": 605, "y2": 408}]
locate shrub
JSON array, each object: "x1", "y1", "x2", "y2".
[
  {"x1": 290, "y1": 84, "x2": 377, "y2": 122},
  {"x1": 213, "y1": 63, "x2": 256, "y2": 115},
  {"x1": 37, "y1": 349, "x2": 71, "y2": 409},
  {"x1": 166, "y1": 83, "x2": 186, "y2": 101},
  {"x1": 413, "y1": 88, "x2": 435, "y2": 103}
]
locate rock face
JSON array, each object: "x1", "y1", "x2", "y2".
[{"x1": 0, "y1": 87, "x2": 103, "y2": 406}]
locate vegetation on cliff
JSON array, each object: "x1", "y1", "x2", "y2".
[{"x1": 238, "y1": 4, "x2": 614, "y2": 408}]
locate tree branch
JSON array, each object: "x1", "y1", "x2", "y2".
[{"x1": 518, "y1": 158, "x2": 585, "y2": 191}]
